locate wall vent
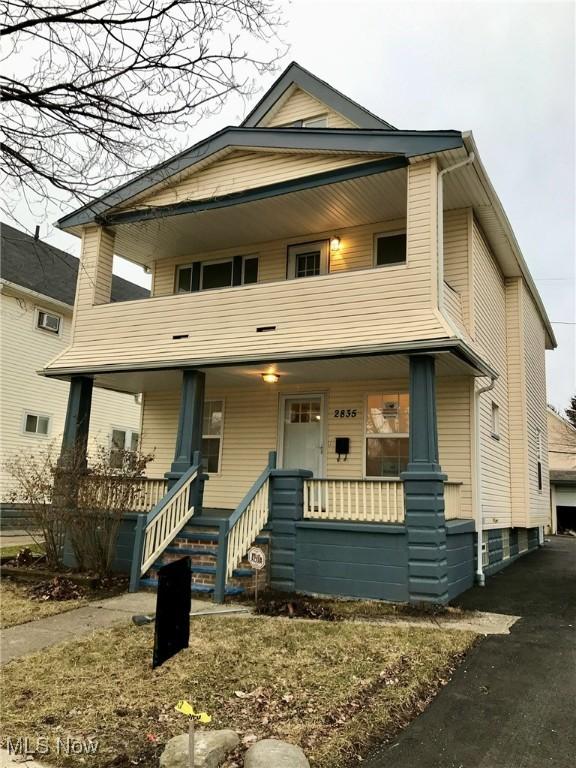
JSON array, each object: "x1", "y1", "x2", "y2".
[
  {"x1": 256, "y1": 326, "x2": 277, "y2": 333},
  {"x1": 172, "y1": 334, "x2": 189, "y2": 340}
]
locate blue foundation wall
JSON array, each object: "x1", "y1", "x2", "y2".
[
  {"x1": 63, "y1": 512, "x2": 141, "y2": 573},
  {"x1": 478, "y1": 526, "x2": 541, "y2": 577}
]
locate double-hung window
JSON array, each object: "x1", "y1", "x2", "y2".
[
  {"x1": 287, "y1": 240, "x2": 329, "y2": 279},
  {"x1": 110, "y1": 428, "x2": 139, "y2": 468},
  {"x1": 202, "y1": 400, "x2": 224, "y2": 473},
  {"x1": 23, "y1": 412, "x2": 50, "y2": 436},
  {"x1": 278, "y1": 114, "x2": 327, "y2": 128},
  {"x1": 365, "y1": 392, "x2": 409, "y2": 477},
  {"x1": 374, "y1": 232, "x2": 407, "y2": 267},
  {"x1": 176, "y1": 255, "x2": 258, "y2": 293}
]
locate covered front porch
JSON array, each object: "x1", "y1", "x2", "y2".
[{"x1": 57, "y1": 345, "x2": 492, "y2": 605}]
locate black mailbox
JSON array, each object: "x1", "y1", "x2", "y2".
[{"x1": 335, "y1": 437, "x2": 350, "y2": 461}]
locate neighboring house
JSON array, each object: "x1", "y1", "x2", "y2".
[
  {"x1": 42, "y1": 63, "x2": 556, "y2": 604},
  {"x1": 0, "y1": 222, "x2": 149, "y2": 509},
  {"x1": 547, "y1": 407, "x2": 576, "y2": 533}
]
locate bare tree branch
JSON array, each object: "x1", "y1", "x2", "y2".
[{"x1": 0, "y1": 0, "x2": 286, "y2": 208}]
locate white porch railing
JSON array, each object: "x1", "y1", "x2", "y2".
[
  {"x1": 129, "y1": 477, "x2": 168, "y2": 512},
  {"x1": 444, "y1": 481, "x2": 463, "y2": 520},
  {"x1": 136, "y1": 463, "x2": 200, "y2": 578},
  {"x1": 226, "y1": 478, "x2": 271, "y2": 579},
  {"x1": 304, "y1": 479, "x2": 405, "y2": 523}
]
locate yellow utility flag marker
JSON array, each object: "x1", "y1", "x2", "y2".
[
  {"x1": 175, "y1": 700, "x2": 212, "y2": 722},
  {"x1": 175, "y1": 701, "x2": 212, "y2": 768}
]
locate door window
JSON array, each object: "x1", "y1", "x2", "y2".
[{"x1": 282, "y1": 397, "x2": 323, "y2": 475}]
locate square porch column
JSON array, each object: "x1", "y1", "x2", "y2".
[
  {"x1": 59, "y1": 375, "x2": 94, "y2": 468},
  {"x1": 166, "y1": 369, "x2": 206, "y2": 493},
  {"x1": 400, "y1": 354, "x2": 448, "y2": 604}
]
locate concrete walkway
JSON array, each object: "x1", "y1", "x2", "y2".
[
  {"x1": 364, "y1": 536, "x2": 576, "y2": 768},
  {"x1": 0, "y1": 592, "x2": 249, "y2": 665}
]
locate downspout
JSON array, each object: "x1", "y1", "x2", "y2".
[
  {"x1": 437, "y1": 151, "x2": 475, "y2": 319},
  {"x1": 474, "y1": 375, "x2": 497, "y2": 585}
]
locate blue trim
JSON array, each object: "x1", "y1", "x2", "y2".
[{"x1": 101, "y1": 158, "x2": 408, "y2": 226}]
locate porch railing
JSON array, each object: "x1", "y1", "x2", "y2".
[
  {"x1": 223, "y1": 452, "x2": 277, "y2": 582},
  {"x1": 129, "y1": 455, "x2": 201, "y2": 590},
  {"x1": 128, "y1": 477, "x2": 168, "y2": 512},
  {"x1": 444, "y1": 481, "x2": 463, "y2": 519},
  {"x1": 304, "y1": 479, "x2": 405, "y2": 523}
]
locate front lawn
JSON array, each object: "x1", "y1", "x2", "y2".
[
  {"x1": 0, "y1": 581, "x2": 88, "y2": 629},
  {"x1": 0, "y1": 616, "x2": 476, "y2": 767}
]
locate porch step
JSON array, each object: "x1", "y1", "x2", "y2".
[
  {"x1": 176, "y1": 530, "x2": 219, "y2": 544},
  {"x1": 165, "y1": 546, "x2": 218, "y2": 558},
  {"x1": 139, "y1": 578, "x2": 245, "y2": 597},
  {"x1": 150, "y1": 561, "x2": 255, "y2": 580}
]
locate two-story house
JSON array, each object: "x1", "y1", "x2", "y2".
[
  {"x1": 42, "y1": 63, "x2": 555, "y2": 604},
  {"x1": 0, "y1": 222, "x2": 148, "y2": 521}
]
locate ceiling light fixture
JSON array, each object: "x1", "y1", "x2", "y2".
[{"x1": 261, "y1": 372, "x2": 280, "y2": 384}]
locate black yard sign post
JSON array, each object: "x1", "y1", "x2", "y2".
[{"x1": 153, "y1": 557, "x2": 191, "y2": 669}]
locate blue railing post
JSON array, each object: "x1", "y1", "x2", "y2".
[
  {"x1": 268, "y1": 450, "x2": 277, "y2": 469},
  {"x1": 129, "y1": 513, "x2": 146, "y2": 592},
  {"x1": 189, "y1": 450, "x2": 206, "y2": 515},
  {"x1": 213, "y1": 519, "x2": 229, "y2": 604}
]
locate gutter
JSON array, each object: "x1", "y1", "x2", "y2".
[
  {"x1": 474, "y1": 375, "x2": 497, "y2": 585},
  {"x1": 436, "y1": 151, "x2": 475, "y2": 326}
]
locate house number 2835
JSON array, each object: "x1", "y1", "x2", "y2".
[{"x1": 333, "y1": 409, "x2": 358, "y2": 418}]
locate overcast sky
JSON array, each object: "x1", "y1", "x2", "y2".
[{"x1": 3, "y1": 0, "x2": 575, "y2": 410}]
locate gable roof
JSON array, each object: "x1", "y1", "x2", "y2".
[
  {"x1": 241, "y1": 62, "x2": 395, "y2": 130},
  {"x1": 56, "y1": 128, "x2": 463, "y2": 230},
  {"x1": 0, "y1": 222, "x2": 149, "y2": 305}
]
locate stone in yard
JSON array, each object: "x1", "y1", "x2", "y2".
[
  {"x1": 244, "y1": 739, "x2": 310, "y2": 768},
  {"x1": 159, "y1": 729, "x2": 239, "y2": 768}
]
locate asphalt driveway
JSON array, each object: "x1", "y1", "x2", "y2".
[{"x1": 365, "y1": 536, "x2": 576, "y2": 768}]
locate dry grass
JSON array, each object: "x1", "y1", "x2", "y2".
[
  {"x1": 0, "y1": 616, "x2": 476, "y2": 767},
  {"x1": 0, "y1": 542, "x2": 45, "y2": 558},
  {"x1": 0, "y1": 581, "x2": 88, "y2": 630}
]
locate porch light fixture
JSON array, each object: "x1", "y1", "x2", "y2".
[
  {"x1": 330, "y1": 236, "x2": 341, "y2": 251},
  {"x1": 261, "y1": 372, "x2": 280, "y2": 384}
]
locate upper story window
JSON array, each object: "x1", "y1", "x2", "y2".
[
  {"x1": 374, "y1": 232, "x2": 407, "y2": 267},
  {"x1": 365, "y1": 392, "x2": 409, "y2": 477},
  {"x1": 287, "y1": 240, "x2": 329, "y2": 279},
  {"x1": 23, "y1": 411, "x2": 51, "y2": 436},
  {"x1": 279, "y1": 114, "x2": 328, "y2": 128},
  {"x1": 36, "y1": 308, "x2": 61, "y2": 334},
  {"x1": 491, "y1": 402, "x2": 500, "y2": 439},
  {"x1": 176, "y1": 255, "x2": 258, "y2": 293}
]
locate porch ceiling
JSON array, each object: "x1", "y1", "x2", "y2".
[
  {"x1": 109, "y1": 165, "x2": 408, "y2": 265},
  {"x1": 90, "y1": 349, "x2": 486, "y2": 395}
]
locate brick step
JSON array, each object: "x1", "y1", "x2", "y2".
[
  {"x1": 139, "y1": 578, "x2": 244, "y2": 596},
  {"x1": 165, "y1": 546, "x2": 218, "y2": 558}
]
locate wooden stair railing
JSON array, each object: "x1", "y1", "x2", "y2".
[
  {"x1": 213, "y1": 451, "x2": 276, "y2": 603},
  {"x1": 129, "y1": 454, "x2": 202, "y2": 591}
]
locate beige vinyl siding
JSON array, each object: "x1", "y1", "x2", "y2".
[
  {"x1": 129, "y1": 151, "x2": 378, "y2": 210},
  {"x1": 140, "y1": 377, "x2": 473, "y2": 513},
  {"x1": 406, "y1": 159, "x2": 438, "y2": 306},
  {"x1": 443, "y1": 208, "x2": 472, "y2": 334},
  {"x1": 547, "y1": 409, "x2": 576, "y2": 471},
  {"x1": 0, "y1": 290, "x2": 141, "y2": 499},
  {"x1": 505, "y1": 278, "x2": 529, "y2": 526},
  {"x1": 50, "y1": 260, "x2": 449, "y2": 371},
  {"x1": 472, "y1": 218, "x2": 512, "y2": 529},
  {"x1": 152, "y1": 217, "x2": 408, "y2": 296},
  {"x1": 522, "y1": 283, "x2": 550, "y2": 525},
  {"x1": 260, "y1": 87, "x2": 357, "y2": 129}
]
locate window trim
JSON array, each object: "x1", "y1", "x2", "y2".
[
  {"x1": 302, "y1": 114, "x2": 328, "y2": 128},
  {"x1": 22, "y1": 410, "x2": 52, "y2": 437},
  {"x1": 286, "y1": 239, "x2": 330, "y2": 280},
  {"x1": 34, "y1": 307, "x2": 62, "y2": 336},
  {"x1": 373, "y1": 230, "x2": 408, "y2": 268},
  {"x1": 175, "y1": 255, "x2": 258, "y2": 294},
  {"x1": 491, "y1": 401, "x2": 501, "y2": 440},
  {"x1": 202, "y1": 398, "x2": 225, "y2": 475},
  {"x1": 363, "y1": 391, "x2": 409, "y2": 479},
  {"x1": 109, "y1": 426, "x2": 140, "y2": 465},
  {"x1": 537, "y1": 428, "x2": 543, "y2": 492}
]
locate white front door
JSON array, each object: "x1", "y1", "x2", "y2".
[{"x1": 280, "y1": 395, "x2": 324, "y2": 476}]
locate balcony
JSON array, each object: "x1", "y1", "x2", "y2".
[{"x1": 46, "y1": 264, "x2": 451, "y2": 375}]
